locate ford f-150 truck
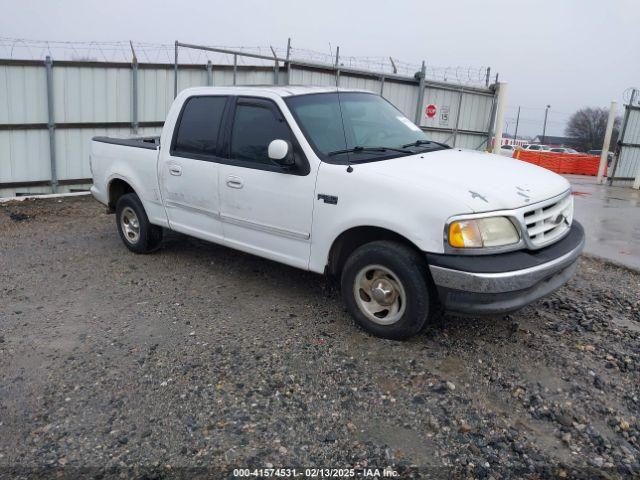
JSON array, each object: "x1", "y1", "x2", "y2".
[{"x1": 90, "y1": 86, "x2": 584, "y2": 340}]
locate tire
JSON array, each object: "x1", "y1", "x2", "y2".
[
  {"x1": 115, "y1": 193, "x2": 163, "y2": 254},
  {"x1": 341, "y1": 240, "x2": 433, "y2": 340}
]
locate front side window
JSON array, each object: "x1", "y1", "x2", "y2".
[
  {"x1": 173, "y1": 96, "x2": 227, "y2": 157},
  {"x1": 230, "y1": 103, "x2": 292, "y2": 165},
  {"x1": 285, "y1": 92, "x2": 441, "y2": 163}
]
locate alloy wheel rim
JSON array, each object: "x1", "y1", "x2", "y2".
[
  {"x1": 120, "y1": 207, "x2": 140, "y2": 244},
  {"x1": 353, "y1": 264, "x2": 406, "y2": 325}
]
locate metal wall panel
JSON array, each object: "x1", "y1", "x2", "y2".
[
  {"x1": 139, "y1": 68, "x2": 207, "y2": 122},
  {"x1": 288, "y1": 67, "x2": 336, "y2": 87},
  {"x1": 455, "y1": 133, "x2": 486, "y2": 150},
  {"x1": 53, "y1": 66, "x2": 131, "y2": 123},
  {"x1": 618, "y1": 109, "x2": 640, "y2": 178},
  {"x1": 0, "y1": 129, "x2": 50, "y2": 182},
  {"x1": 0, "y1": 59, "x2": 497, "y2": 196},
  {"x1": 457, "y1": 92, "x2": 494, "y2": 132},
  {"x1": 235, "y1": 68, "x2": 275, "y2": 85},
  {"x1": 616, "y1": 146, "x2": 640, "y2": 178},
  {"x1": 381, "y1": 80, "x2": 420, "y2": 118},
  {"x1": 0, "y1": 65, "x2": 48, "y2": 123},
  {"x1": 612, "y1": 107, "x2": 640, "y2": 182},
  {"x1": 339, "y1": 74, "x2": 381, "y2": 94}
]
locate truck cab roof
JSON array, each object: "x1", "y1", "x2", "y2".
[{"x1": 178, "y1": 85, "x2": 369, "y2": 98}]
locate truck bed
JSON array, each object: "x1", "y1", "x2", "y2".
[{"x1": 92, "y1": 135, "x2": 160, "y2": 150}]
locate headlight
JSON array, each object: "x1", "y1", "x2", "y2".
[{"x1": 448, "y1": 217, "x2": 519, "y2": 248}]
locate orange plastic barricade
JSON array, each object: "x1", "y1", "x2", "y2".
[{"x1": 511, "y1": 150, "x2": 605, "y2": 176}]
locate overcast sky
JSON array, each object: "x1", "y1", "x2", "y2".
[{"x1": 2, "y1": 0, "x2": 638, "y2": 137}]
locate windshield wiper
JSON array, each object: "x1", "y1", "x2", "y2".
[
  {"x1": 328, "y1": 146, "x2": 412, "y2": 156},
  {"x1": 402, "y1": 139, "x2": 451, "y2": 149}
]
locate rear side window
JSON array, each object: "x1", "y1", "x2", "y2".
[
  {"x1": 230, "y1": 103, "x2": 291, "y2": 165},
  {"x1": 173, "y1": 96, "x2": 227, "y2": 157}
]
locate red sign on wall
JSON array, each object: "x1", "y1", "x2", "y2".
[{"x1": 425, "y1": 104, "x2": 437, "y2": 118}]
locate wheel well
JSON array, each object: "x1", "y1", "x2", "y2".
[
  {"x1": 108, "y1": 179, "x2": 135, "y2": 212},
  {"x1": 327, "y1": 226, "x2": 423, "y2": 277}
]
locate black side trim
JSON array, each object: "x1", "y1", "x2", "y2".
[
  {"x1": 426, "y1": 221, "x2": 584, "y2": 273},
  {"x1": 92, "y1": 136, "x2": 160, "y2": 150}
]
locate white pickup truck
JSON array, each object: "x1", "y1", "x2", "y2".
[{"x1": 90, "y1": 86, "x2": 584, "y2": 339}]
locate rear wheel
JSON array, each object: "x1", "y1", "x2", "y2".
[
  {"x1": 115, "y1": 193, "x2": 162, "y2": 253},
  {"x1": 341, "y1": 241, "x2": 432, "y2": 340}
]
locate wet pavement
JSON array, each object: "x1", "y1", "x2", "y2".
[{"x1": 566, "y1": 175, "x2": 640, "y2": 271}]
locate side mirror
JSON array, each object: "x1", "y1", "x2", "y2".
[{"x1": 268, "y1": 139, "x2": 295, "y2": 167}]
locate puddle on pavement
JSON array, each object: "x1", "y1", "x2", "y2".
[
  {"x1": 609, "y1": 315, "x2": 640, "y2": 333},
  {"x1": 355, "y1": 422, "x2": 440, "y2": 467}
]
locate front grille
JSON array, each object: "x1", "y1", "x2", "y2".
[{"x1": 523, "y1": 193, "x2": 574, "y2": 247}]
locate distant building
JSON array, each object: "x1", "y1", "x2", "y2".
[
  {"x1": 531, "y1": 135, "x2": 580, "y2": 148},
  {"x1": 493, "y1": 133, "x2": 529, "y2": 147}
]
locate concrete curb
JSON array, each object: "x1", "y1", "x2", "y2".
[{"x1": 0, "y1": 191, "x2": 91, "y2": 203}]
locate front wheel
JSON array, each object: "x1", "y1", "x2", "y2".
[
  {"x1": 341, "y1": 241, "x2": 433, "y2": 340},
  {"x1": 115, "y1": 193, "x2": 163, "y2": 254}
]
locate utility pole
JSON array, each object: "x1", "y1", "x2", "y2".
[
  {"x1": 542, "y1": 104, "x2": 551, "y2": 144},
  {"x1": 513, "y1": 106, "x2": 520, "y2": 142}
]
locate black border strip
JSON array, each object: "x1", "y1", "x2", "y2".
[
  {"x1": 0, "y1": 178, "x2": 92, "y2": 189},
  {"x1": 0, "y1": 121, "x2": 164, "y2": 131}
]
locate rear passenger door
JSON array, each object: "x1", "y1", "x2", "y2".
[
  {"x1": 217, "y1": 97, "x2": 316, "y2": 269},
  {"x1": 158, "y1": 95, "x2": 229, "y2": 242}
]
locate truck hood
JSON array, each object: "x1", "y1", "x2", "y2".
[{"x1": 358, "y1": 148, "x2": 570, "y2": 212}]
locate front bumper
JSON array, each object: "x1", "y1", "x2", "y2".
[{"x1": 426, "y1": 221, "x2": 585, "y2": 314}]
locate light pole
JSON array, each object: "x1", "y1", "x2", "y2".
[
  {"x1": 513, "y1": 106, "x2": 521, "y2": 143},
  {"x1": 542, "y1": 104, "x2": 551, "y2": 144}
]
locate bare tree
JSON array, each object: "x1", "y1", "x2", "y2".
[{"x1": 565, "y1": 108, "x2": 621, "y2": 152}]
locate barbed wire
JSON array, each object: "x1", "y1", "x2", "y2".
[{"x1": 0, "y1": 37, "x2": 492, "y2": 87}]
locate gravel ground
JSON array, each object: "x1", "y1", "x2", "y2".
[{"x1": 1, "y1": 196, "x2": 639, "y2": 479}]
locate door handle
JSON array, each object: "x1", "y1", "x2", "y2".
[
  {"x1": 226, "y1": 176, "x2": 244, "y2": 189},
  {"x1": 169, "y1": 165, "x2": 182, "y2": 176}
]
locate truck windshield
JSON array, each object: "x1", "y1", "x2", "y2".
[{"x1": 285, "y1": 92, "x2": 445, "y2": 163}]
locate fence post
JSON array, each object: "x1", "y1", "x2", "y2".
[
  {"x1": 452, "y1": 88, "x2": 464, "y2": 147},
  {"x1": 334, "y1": 46, "x2": 340, "y2": 87},
  {"x1": 285, "y1": 38, "x2": 291, "y2": 85},
  {"x1": 389, "y1": 57, "x2": 397, "y2": 74},
  {"x1": 597, "y1": 101, "x2": 617, "y2": 184},
  {"x1": 173, "y1": 41, "x2": 178, "y2": 98},
  {"x1": 270, "y1": 46, "x2": 279, "y2": 85},
  {"x1": 206, "y1": 60, "x2": 213, "y2": 86},
  {"x1": 414, "y1": 61, "x2": 426, "y2": 124},
  {"x1": 491, "y1": 82, "x2": 508, "y2": 154},
  {"x1": 379, "y1": 75, "x2": 385, "y2": 96},
  {"x1": 233, "y1": 54, "x2": 237, "y2": 85},
  {"x1": 130, "y1": 44, "x2": 139, "y2": 134},
  {"x1": 44, "y1": 55, "x2": 58, "y2": 194}
]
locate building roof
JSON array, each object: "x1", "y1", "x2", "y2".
[{"x1": 531, "y1": 135, "x2": 580, "y2": 146}]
